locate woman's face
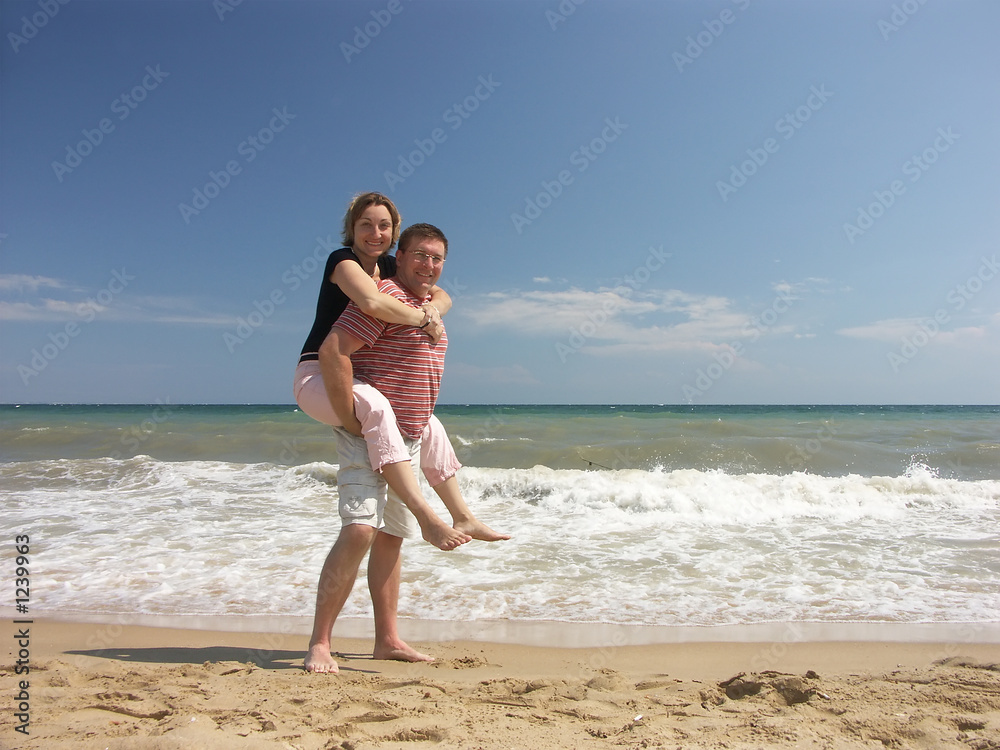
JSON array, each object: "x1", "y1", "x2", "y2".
[{"x1": 352, "y1": 204, "x2": 394, "y2": 258}]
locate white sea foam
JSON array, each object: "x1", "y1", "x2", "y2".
[{"x1": 2, "y1": 457, "x2": 998, "y2": 627}]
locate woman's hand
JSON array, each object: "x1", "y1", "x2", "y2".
[{"x1": 419, "y1": 303, "x2": 444, "y2": 343}]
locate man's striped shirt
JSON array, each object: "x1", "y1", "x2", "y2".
[{"x1": 334, "y1": 278, "x2": 446, "y2": 440}]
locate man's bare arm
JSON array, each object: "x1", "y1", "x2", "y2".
[{"x1": 318, "y1": 327, "x2": 365, "y2": 436}]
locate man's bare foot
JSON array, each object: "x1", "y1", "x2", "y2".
[
  {"x1": 454, "y1": 518, "x2": 511, "y2": 542},
  {"x1": 304, "y1": 643, "x2": 339, "y2": 673},
  {"x1": 373, "y1": 641, "x2": 434, "y2": 663},
  {"x1": 422, "y1": 520, "x2": 471, "y2": 551}
]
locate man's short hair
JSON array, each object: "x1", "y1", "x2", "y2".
[
  {"x1": 342, "y1": 192, "x2": 402, "y2": 249},
  {"x1": 398, "y1": 223, "x2": 448, "y2": 257}
]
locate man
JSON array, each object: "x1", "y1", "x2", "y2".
[{"x1": 304, "y1": 223, "x2": 473, "y2": 674}]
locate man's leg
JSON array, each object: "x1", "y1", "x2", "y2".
[
  {"x1": 304, "y1": 523, "x2": 376, "y2": 673},
  {"x1": 369, "y1": 439, "x2": 437, "y2": 662},
  {"x1": 367, "y1": 529, "x2": 433, "y2": 662},
  {"x1": 305, "y1": 426, "x2": 388, "y2": 673}
]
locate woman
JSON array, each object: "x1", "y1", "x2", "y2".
[{"x1": 294, "y1": 192, "x2": 507, "y2": 546}]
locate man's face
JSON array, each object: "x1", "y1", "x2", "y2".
[{"x1": 395, "y1": 237, "x2": 446, "y2": 298}]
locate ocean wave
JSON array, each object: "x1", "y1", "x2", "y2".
[
  {"x1": 2, "y1": 457, "x2": 997, "y2": 626},
  {"x1": 461, "y1": 464, "x2": 999, "y2": 524}
]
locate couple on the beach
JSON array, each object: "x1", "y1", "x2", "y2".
[{"x1": 293, "y1": 192, "x2": 510, "y2": 673}]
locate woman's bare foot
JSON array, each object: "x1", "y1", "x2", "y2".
[
  {"x1": 304, "y1": 642, "x2": 339, "y2": 673},
  {"x1": 373, "y1": 640, "x2": 434, "y2": 663},
  {"x1": 421, "y1": 519, "x2": 471, "y2": 550},
  {"x1": 454, "y1": 518, "x2": 511, "y2": 542}
]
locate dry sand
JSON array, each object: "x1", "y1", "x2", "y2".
[{"x1": 3, "y1": 619, "x2": 999, "y2": 749}]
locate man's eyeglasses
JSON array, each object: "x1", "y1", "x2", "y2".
[{"x1": 407, "y1": 250, "x2": 446, "y2": 266}]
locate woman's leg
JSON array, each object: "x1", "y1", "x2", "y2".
[
  {"x1": 295, "y1": 360, "x2": 411, "y2": 467},
  {"x1": 418, "y1": 414, "x2": 463, "y2": 486},
  {"x1": 296, "y1": 361, "x2": 468, "y2": 549},
  {"x1": 294, "y1": 360, "x2": 343, "y2": 427},
  {"x1": 420, "y1": 417, "x2": 510, "y2": 542}
]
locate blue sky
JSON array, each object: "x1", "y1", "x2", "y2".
[{"x1": 1, "y1": 0, "x2": 998, "y2": 405}]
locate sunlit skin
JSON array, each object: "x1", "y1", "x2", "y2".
[
  {"x1": 351, "y1": 205, "x2": 394, "y2": 270},
  {"x1": 304, "y1": 228, "x2": 509, "y2": 674},
  {"x1": 395, "y1": 238, "x2": 446, "y2": 297}
]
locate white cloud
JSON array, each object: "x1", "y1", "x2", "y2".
[
  {"x1": 126, "y1": 295, "x2": 237, "y2": 326},
  {"x1": 837, "y1": 318, "x2": 923, "y2": 342},
  {"x1": 0, "y1": 274, "x2": 66, "y2": 293},
  {"x1": 0, "y1": 299, "x2": 100, "y2": 322},
  {"x1": 0, "y1": 285, "x2": 234, "y2": 325},
  {"x1": 459, "y1": 286, "x2": 800, "y2": 355},
  {"x1": 464, "y1": 287, "x2": 666, "y2": 336},
  {"x1": 837, "y1": 315, "x2": 998, "y2": 345}
]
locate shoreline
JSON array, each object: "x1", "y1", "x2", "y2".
[
  {"x1": 14, "y1": 616, "x2": 1000, "y2": 672},
  {"x1": 4, "y1": 617, "x2": 999, "y2": 748},
  {"x1": 12, "y1": 610, "x2": 1000, "y2": 646}
]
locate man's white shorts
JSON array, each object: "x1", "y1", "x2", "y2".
[{"x1": 334, "y1": 427, "x2": 421, "y2": 539}]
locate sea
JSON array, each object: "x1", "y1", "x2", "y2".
[{"x1": 2, "y1": 404, "x2": 998, "y2": 641}]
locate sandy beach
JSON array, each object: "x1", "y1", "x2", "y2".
[{"x1": 3, "y1": 618, "x2": 999, "y2": 749}]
